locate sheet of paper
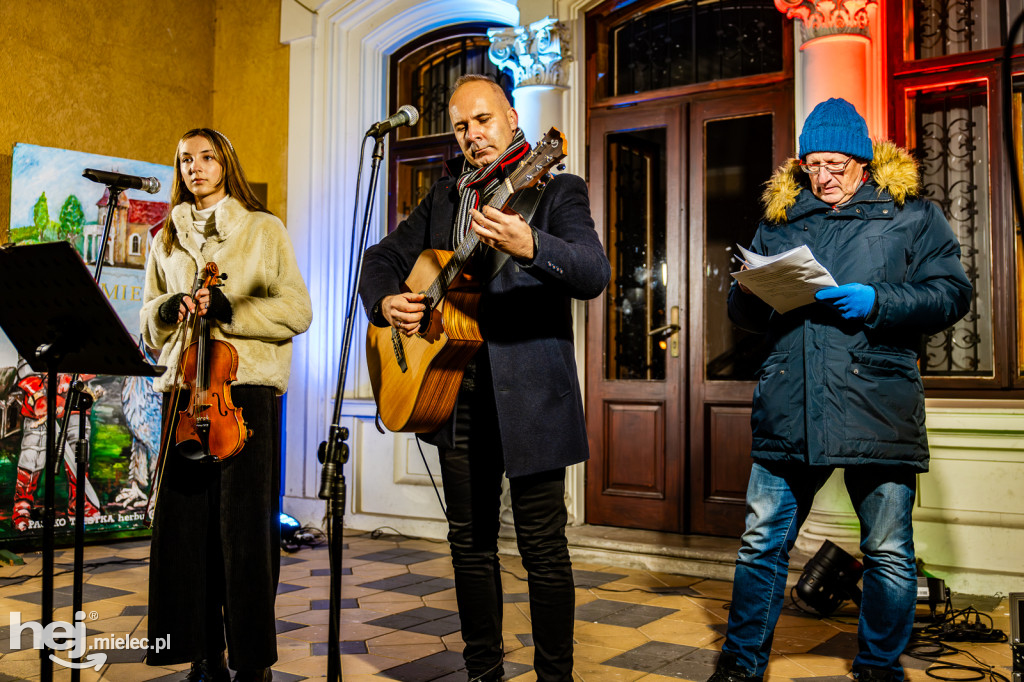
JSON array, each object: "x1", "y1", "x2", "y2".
[{"x1": 731, "y1": 244, "x2": 837, "y2": 314}]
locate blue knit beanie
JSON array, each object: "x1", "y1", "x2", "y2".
[{"x1": 798, "y1": 98, "x2": 873, "y2": 161}]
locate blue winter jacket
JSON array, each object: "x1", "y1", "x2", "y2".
[{"x1": 728, "y1": 142, "x2": 972, "y2": 470}]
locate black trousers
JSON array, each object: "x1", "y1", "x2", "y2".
[
  {"x1": 439, "y1": 352, "x2": 575, "y2": 681},
  {"x1": 147, "y1": 385, "x2": 281, "y2": 670}
]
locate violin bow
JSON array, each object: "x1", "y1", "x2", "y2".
[{"x1": 146, "y1": 279, "x2": 205, "y2": 528}]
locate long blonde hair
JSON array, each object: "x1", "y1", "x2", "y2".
[{"x1": 159, "y1": 128, "x2": 270, "y2": 254}]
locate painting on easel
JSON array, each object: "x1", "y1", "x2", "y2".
[{"x1": 0, "y1": 142, "x2": 174, "y2": 543}]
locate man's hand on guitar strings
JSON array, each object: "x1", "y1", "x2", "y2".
[
  {"x1": 383, "y1": 292, "x2": 427, "y2": 336},
  {"x1": 470, "y1": 206, "x2": 534, "y2": 260}
]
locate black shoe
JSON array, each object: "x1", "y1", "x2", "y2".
[
  {"x1": 233, "y1": 669, "x2": 272, "y2": 682},
  {"x1": 184, "y1": 657, "x2": 231, "y2": 682},
  {"x1": 707, "y1": 653, "x2": 762, "y2": 682},
  {"x1": 852, "y1": 666, "x2": 896, "y2": 682}
]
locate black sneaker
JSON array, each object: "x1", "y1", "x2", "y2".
[
  {"x1": 184, "y1": 658, "x2": 231, "y2": 682},
  {"x1": 707, "y1": 652, "x2": 763, "y2": 682},
  {"x1": 852, "y1": 666, "x2": 896, "y2": 682}
]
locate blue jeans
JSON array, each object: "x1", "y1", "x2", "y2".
[{"x1": 722, "y1": 461, "x2": 918, "y2": 680}]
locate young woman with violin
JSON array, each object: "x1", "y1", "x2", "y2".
[{"x1": 140, "y1": 128, "x2": 312, "y2": 682}]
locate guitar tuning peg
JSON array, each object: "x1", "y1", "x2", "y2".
[{"x1": 556, "y1": 163, "x2": 567, "y2": 172}]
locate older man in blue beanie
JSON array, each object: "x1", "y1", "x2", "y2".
[{"x1": 710, "y1": 98, "x2": 972, "y2": 682}]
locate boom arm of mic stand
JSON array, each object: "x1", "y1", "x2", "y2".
[{"x1": 317, "y1": 133, "x2": 387, "y2": 682}]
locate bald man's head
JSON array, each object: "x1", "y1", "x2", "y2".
[
  {"x1": 448, "y1": 77, "x2": 519, "y2": 167},
  {"x1": 450, "y1": 75, "x2": 511, "y2": 111}
]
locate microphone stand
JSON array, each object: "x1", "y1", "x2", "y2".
[
  {"x1": 69, "y1": 383, "x2": 93, "y2": 681},
  {"x1": 38, "y1": 183, "x2": 123, "y2": 682},
  {"x1": 318, "y1": 131, "x2": 387, "y2": 682}
]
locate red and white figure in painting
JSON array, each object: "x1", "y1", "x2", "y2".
[{"x1": 12, "y1": 357, "x2": 103, "y2": 531}]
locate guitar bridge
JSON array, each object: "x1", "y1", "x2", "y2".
[{"x1": 391, "y1": 327, "x2": 408, "y2": 373}]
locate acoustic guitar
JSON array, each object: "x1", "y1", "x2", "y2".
[{"x1": 366, "y1": 127, "x2": 567, "y2": 433}]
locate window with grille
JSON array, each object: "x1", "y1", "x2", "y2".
[
  {"x1": 910, "y1": 1, "x2": 1024, "y2": 61},
  {"x1": 387, "y1": 25, "x2": 513, "y2": 233},
  {"x1": 589, "y1": 0, "x2": 788, "y2": 103},
  {"x1": 892, "y1": 2, "x2": 1024, "y2": 389}
]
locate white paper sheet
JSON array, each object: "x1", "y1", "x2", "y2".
[{"x1": 731, "y1": 244, "x2": 837, "y2": 314}]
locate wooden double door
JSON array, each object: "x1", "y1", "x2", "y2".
[{"x1": 584, "y1": 86, "x2": 794, "y2": 536}]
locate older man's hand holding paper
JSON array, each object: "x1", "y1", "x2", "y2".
[{"x1": 731, "y1": 244, "x2": 837, "y2": 314}]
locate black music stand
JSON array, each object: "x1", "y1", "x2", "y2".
[{"x1": 0, "y1": 240, "x2": 163, "y2": 681}]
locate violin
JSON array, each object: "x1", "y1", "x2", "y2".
[
  {"x1": 174, "y1": 262, "x2": 251, "y2": 461},
  {"x1": 146, "y1": 262, "x2": 251, "y2": 526}
]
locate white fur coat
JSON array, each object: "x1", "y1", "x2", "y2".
[{"x1": 140, "y1": 197, "x2": 312, "y2": 394}]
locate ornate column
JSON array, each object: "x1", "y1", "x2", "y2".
[
  {"x1": 774, "y1": 0, "x2": 881, "y2": 557},
  {"x1": 488, "y1": 16, "x2": 583, "y2": 527},
  {"x1": 488, "y1": 16, "x2": 573, "y2": 145},
  {"x1": 775, "y1": 0, "x2": 883, "y2": 139}
]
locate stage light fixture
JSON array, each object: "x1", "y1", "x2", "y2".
[
  {"x1": 793, "y1": 540, "x2": 864, "y2": 616},
  {"x1": 280, "y1": 511, "x2": 300, "y2": 547}
]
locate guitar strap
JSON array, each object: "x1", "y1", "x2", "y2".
[{"x1": 472, "y1": 181, "x2": 548, "y2": 283}]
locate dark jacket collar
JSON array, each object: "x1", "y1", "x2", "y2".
[
  {"x1": 444, "y1": 155, "x2": 470, "y2": 178},
  {"x1": 786, "y1": 179, "x2": 897, "y2": 222}
]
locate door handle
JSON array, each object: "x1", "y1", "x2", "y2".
[
  {"x1": 648, "y1": 324, "x2": 681, "y2": 339},
  {"x1": 648, "y1": 306, "x2": 681, "y2": 358}
]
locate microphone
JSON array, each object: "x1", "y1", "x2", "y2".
[
  {"x1": 367, "y1": 105, "x2": 419, "y2": 137},
  {"x1": 83, "y1": 168, "x2": 161, "y2": 194}
]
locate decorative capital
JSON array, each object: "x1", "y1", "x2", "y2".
[
  {"x1": 774, "y1": 0, "x2": 876, "y2": 42},
  {"x1": 488, "y1": 16, "x2": 572, "y2": 89}
]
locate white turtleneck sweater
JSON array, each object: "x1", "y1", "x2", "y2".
[{"x1": 189, "y1": 196, "x2": 228, "y2": 249}]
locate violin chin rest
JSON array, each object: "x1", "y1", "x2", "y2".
[{"x1": 178, "y1": 440, "x2": 209, "y2": 461}]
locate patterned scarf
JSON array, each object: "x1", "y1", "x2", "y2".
[{"x1": 452, "y1": 128, "x2": 530, "y2": 248}]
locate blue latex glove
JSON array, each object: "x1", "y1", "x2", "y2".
[{"x1": 815, "y1": 283, "x2": 876, "y2": 321}]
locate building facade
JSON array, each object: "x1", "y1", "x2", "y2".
[{"x1": 278, "y1": 0, "x2": 1024, "y2": 595}]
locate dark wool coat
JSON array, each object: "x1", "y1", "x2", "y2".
[
  {"x1": 359, "y1": 158, "x2": 610, "y2": 478},
  {"x1": 728, "y1": 141, "x2": 972, "y2": 471}
]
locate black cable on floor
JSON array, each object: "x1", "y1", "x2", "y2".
[{"x1": 0, "y1": 556, "x2": 149, "y2": 587}]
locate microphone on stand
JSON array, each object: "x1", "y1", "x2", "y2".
[
  {"x1": 366, "y1": 105, "x2": 419, "y2": 137},
  {"x1": 83, "y1": 168, "x2": 161, "y2": 194}
]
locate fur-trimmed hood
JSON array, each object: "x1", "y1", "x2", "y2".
[{"x1": 761, "y1": 140, "x2": 920, "y2": 224}]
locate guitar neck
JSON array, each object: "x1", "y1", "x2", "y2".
[
  {"x1": 422, "y1": 181, "x2": 514, "y2": 306},
  {"x1": 418, "y1": 126, "x2": 566, "y2": 308}
]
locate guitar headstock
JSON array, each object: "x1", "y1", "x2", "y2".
[{"x1": 509, "y1": 127, "x2": 568, "y2": 192}]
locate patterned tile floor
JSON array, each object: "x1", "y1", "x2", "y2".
[{"x1": 0, "y1": 530, "x2": 1014, "y2": 682}]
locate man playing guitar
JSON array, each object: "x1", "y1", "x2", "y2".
[{"x1": 359, "y1": 75, "x2": 610, "y2": 682}]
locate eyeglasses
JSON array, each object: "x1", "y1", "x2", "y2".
[{"x1": 799, "y1": 157, "x2": 853, "y2": 175}]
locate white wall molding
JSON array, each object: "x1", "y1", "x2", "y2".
[
  {"x1": 280, "y1": 0, "x2": 520, "y2": 530},
  {"x1": 916, "y1": 405, "x2": 1024, "y2": 594}
]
